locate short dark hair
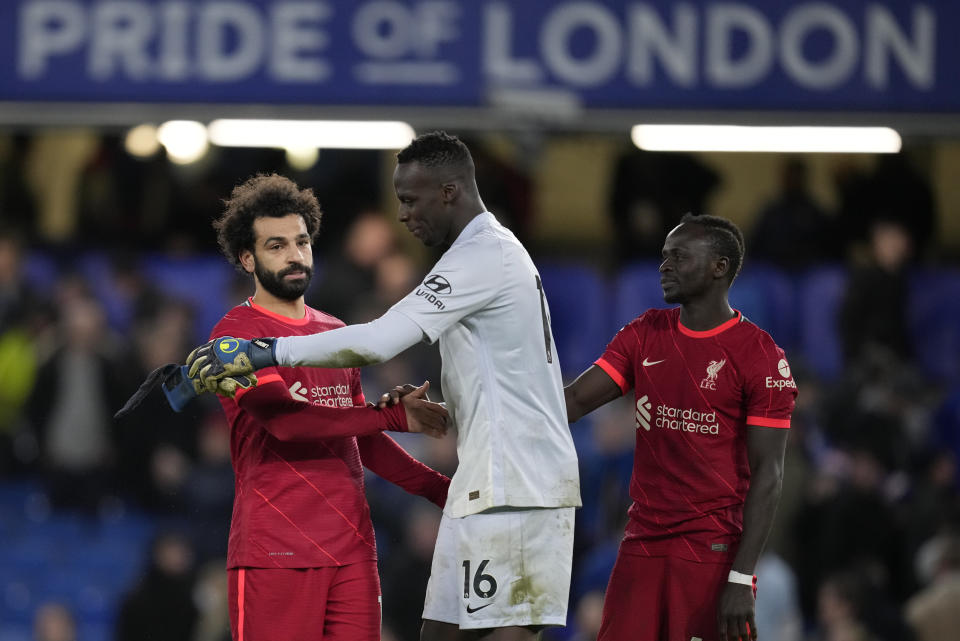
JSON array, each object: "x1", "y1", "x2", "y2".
[
  {"x1": 213, "y1": 174, "x2": 322, "y2": 271},
  {"x1": 397, "y1": 131, "x2": 473, "y2": 169},
  {"x1": 679, "y1": 213, "x2": 745, "y2": 282}
]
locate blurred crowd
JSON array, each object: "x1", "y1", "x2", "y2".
[{"x1": 0, "y1": 132, "x2": 959, "y2": 641}]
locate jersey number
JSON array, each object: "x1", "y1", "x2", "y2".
[
  {"x1": 535, "y1": 275, "x2": 553, "y2": 364},
  {"x1": 462, "y1": 559, "x2": 498, "y2": 599}
]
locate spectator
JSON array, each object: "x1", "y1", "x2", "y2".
[
  {"x1": 192, "y1": 559, "x2": 231, "y2": 641},
  {"x1": 749, "y1": 157, "x2": 838, "y2": 269},
  {"x1": 566, "y1": 589, "x2": 604, "y2": 641},
  {"x1": 0, "y1": 230, "x2": 45, "y2": 474},
  {"x1": 814, "y1": 572, "x2": 875, "y2": 641},
  {"x1": 116, "y1": 531, "x2": 199, "y2": 641},
  {"x1": 181, "y1": 416, "x2": 234, "y2": 563},
  {"x1": 26, "y1": 291, "x2": 124, "y2": 510},
  {"x1": 905, "y1": 533, "x2": 960, "y2": 641},
  {"x1": 307, "y1": 211, "x2": 399, "y2": 322},
  {"x1": 754, "y1": 552, "x2": 803, "y2": 641},
  {"x1": 32, "y1": 601, "x2": 77, "y2": 641},
  {"x1": 380, "y1": 505, "x2": 442, "y2": 641},
  {"x1": 795, "y1": 445, "x2": 911, "y2": 618},
  {"x1": 114, "y1": 299, "x2": 206, "y2": 510},
  {"x1": 0, "y1": 135, "x2": 38, "y2": 240},
  {"x1": 607, "y1": 148, "x2": 719, "y2": 263},
  {"x1": 839, "y1": 219, "x2": 914, "y2": 366}
]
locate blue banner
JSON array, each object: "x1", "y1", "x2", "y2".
[{"x1": 1, "y1": 0, "x2": 957, "y2": 111}]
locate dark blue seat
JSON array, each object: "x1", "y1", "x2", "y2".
[
  {"x1": 612, "y1": 261, "x2": 667, "y2": 334},
  {"x1": 21, "y1": 252, "x2": 59, "y2": 291},
  {"x1": 0, "y1": 623, "x2": 31, "y2": 641},
  {"x1": 729, "y1": 263, "x2": 797, "y2": 352},
  {"x1": 537, "y1": 263, "x2": 611, "y2": 378},
  {"x1": 908, "y1": 269, "x2": 960, "y2": 382},
  {"x1": 141, "y1": 254, "x2": 236, "y2": 341},
  {"x1": 796, "y1": 266, "x2": 847, "y2": 380}
]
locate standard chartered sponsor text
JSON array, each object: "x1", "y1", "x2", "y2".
[
  {"x1": 310, "y1": 383, "x2": 353, "y2": 407},
  {"x1": 655, "y1": 404, "x2": 719, "y2": 435}
]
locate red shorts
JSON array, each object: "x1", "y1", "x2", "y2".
[
  {"x1": 598, "y1": 552, "x2": 731, "y2": 641},
  {"x1": 228, "y1": 563, "x2": 380, "y2": 641}
]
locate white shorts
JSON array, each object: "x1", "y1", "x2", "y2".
[{"x1": 421, "y1": 507, "x2": 575, "y2": 630}]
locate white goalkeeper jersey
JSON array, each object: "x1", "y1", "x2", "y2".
[{"x1": 390, "y1": 212, "x2": 581, "y2": 518}]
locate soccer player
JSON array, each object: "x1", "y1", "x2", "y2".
[
  {"x1": 205, "y1": 173, "x2": 451, "y2": 641},
  {"x1": 564, "y1": 214, "x2": 797, "y2": 641},
  {"x1": 186, "y1": 132, "x2": 581, "y2": 641}
]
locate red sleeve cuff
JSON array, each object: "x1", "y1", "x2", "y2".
[
  {"x1": 595, "y1": 357, "x2": 629, "y2": 394},
  {"x1": 747, "y1": 416, "x2": 791, "y2": 428}
]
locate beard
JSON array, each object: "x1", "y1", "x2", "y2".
[{"x1": 254, "y1": 258, "x2": 313, "y2": 301}]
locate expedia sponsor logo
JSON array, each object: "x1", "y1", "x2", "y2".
[
  {"x1": 423, "y1": 274, "x2": 452, "y2": 294},
  {"x1": 655, "y1": 404, "x2": 720, "y2": 435},
  {"x1": 765, "y1": 376, "x2": 797, "y2": 390},
  {"x1": 416, "y1": 288, "x2": 446, "y2": 310},
  {"x1": 766, "y1": 357, "x2": 797, "y2": 389}
]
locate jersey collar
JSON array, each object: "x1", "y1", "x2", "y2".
[
  {"x1": 450, "y1": 211, "x2": 495, "y2": 249},
  {"x1": 677, "y1": 309, "x2": 742, "y2": 338},
  {"x1": 246, "y1": 297, "x2": 312, "y2": 325}
]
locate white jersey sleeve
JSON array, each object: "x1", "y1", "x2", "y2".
[
  {"x1": 388, "y1": 238, "x2": 503, "y2": 344},
  {"x1": 274, "y1": 310, "x2": 424, "y2": 368}
]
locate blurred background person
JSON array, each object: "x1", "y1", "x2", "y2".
[
  {"x1": 32, "y1": 601, "x2": 77, "y2": 641},
  {"x1": 749, "y1": 157, "x2": 839, "y2": 270}
]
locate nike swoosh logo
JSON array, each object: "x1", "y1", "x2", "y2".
[
  {"x1": 642, "y1": 358, "x2": 665, "y2": 367},
  {"x1": 466, "y1": 604, "x2": 492, "y2": 614}
]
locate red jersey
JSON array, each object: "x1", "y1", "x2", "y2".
[
  {"x1": 213, "y1": 299, "x2": 447, "y2": 570},
  {"x1": 595, "y1": 308, "x2": 797, "y2": 563}
]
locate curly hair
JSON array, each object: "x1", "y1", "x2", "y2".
[
  {"x1": 213, "y1": 174, "x2": 322, "y2": 271},
  {"x1": 679, "y1": 213, "x2": 746, "y2": 282},
  {"x1": 396, "y1": 130, "x2": 473, "y2": 169}
]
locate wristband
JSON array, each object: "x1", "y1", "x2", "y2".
[
  {"x1": 248, "y1": 338, "x2": 278, "y2": 369},
  {"x1": 728, "y1": 570, "x2": 754, "y2": 586}
]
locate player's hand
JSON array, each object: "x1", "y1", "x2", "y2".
[
  {"x1": 186, "y1": 336, "x2": 276, "y2": 393},
  {"x1": 376, "y1": 383, "x2": 422, "y2": 409},
  {"x1": 717, "y1": 582, "x2": 757, "y2": 641},
  {"x1": 400, "y1": 381, "x2": 448, "y2": 438}
]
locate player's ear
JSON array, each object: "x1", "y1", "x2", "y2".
[
  {"x1": 239, "y1": 249, "x2": 255, "y2": 274},
  {"x1": 713, "y1": 255, "x2": 730, "y2": 280},
  {"x1": 440, "y1": 181, "x2": 458, "y2": 204}
]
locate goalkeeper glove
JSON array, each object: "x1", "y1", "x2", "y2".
[
  {"x1": 186, "y1": 336, "x2": 277, "y2": 394},
  {"x1": 114, "y1": 364, "x2": 257, "y2": 419}
]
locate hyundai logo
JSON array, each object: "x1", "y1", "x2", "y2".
[{"x1": 423, "y1": 274, "x2": 452, "y2": 294}]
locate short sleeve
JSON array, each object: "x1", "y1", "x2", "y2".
[
  {"x1": 595, "y1": 323, "x2": 639, "y2": 395},
  {"x1": 388, "y1": 238, "x2": 502, "y2": 344},
  {"x1": 744, "y1": 336, "x2": 797, "y2": 429}
]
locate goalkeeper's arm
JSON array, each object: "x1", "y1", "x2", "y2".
[
  {"x1": 187, "y1": 311, "x2": 423, "y2": 387},
  {"x1": 276, "y1": 310, "x2": 423, "y2": 368}
]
